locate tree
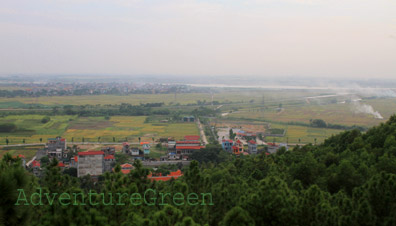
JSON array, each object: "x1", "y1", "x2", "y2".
[
  {"x1": 310, "y1": 119, "x2": 327, "y2": 128},
  {"x1": 221, "y1": 206, "x2": 255, "y2": 226},
  {"x1": 0, "y1": 153, "x2": 36, "y2": 225},
  {"x1": 39, "y1": 138, "x2": 42, "y2": 143},
  {"x1": 113, "y1": 137, "x2": 115, "y2": 142},
  {"x1": 0, "y1": 123, "x2": 17, "y2": 132},
  {"x1": 6, "y1": 138, "x2": 9, "y2": 145},
  {"x1": 41, "y1": 116, "x2": 50, "y2": 124}
]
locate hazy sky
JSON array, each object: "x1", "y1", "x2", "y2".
[{"x1": 1, "y1": 0, "x2": 395, "y2": 78}]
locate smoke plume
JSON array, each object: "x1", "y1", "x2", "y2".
[{"x1": 352, "y1": 101, "x2": 383, "y2": 119}]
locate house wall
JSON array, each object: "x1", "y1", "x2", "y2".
[{"x1": 78, "y1": 155, "x2": 104, "y2": 177}]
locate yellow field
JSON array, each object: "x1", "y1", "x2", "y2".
[
  {"x1": 0, "y1": 115, "x2": 199, "y2": 144},
  {"x1": 268, "y1": 123, "x2": 342, "y2": 144},
  {"x1": 229, "y1": 102, "x2": 387, "y2": 127}
]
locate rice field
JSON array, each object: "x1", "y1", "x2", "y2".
[
  {"x1": 268, "y1": 123, "x2": 342, "y2": 144},
  {"x1": 0, "y1": 115, "x2": 199, "y2": 145},
  {"x1": 228, "y1": 102, "x2": 388, "y2": 127}
]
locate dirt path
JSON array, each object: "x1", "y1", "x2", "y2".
[{"x1": 197, "y1": 118, "x2": 208, "y2": 145}]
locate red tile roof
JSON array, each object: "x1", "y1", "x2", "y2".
[
  {"x1": 148, "y1": 170, "x2": 183, "y2": 181},
  {"x1": 58, "y1": 162, "x2": 65, "y2": 167},
  {"x1": 176, "y1": 146, "x2": 204, "y2": 150},
  {"x1": 78, "y1": 151, "x2": 104, "y2": 156},
  {"x1": 121, "y1": 163, "x2": 133, "y2": 168},
  {"x1": 184, "y1": 135, "x2": 200, "y2": 141},
  {"x1": 176, "y1": 141, "x2": 201, "y2": 144},
  {"x1": 32, "y1": 160, "x2": 40, "y2": 167},
  {"x1": 140, "y1": 142, "x2": 150, "y2": 145},
  {"x1": 74, "y1": 156, "x2": 78, "y2": 162},
  {"x1": 169, "y1": 170, "x2": 182, "y2": 177},
  {"x1": 222, "y1": 140, "x2": 233, "y2": 143},
  {"x1": 248, "y1": 140, "x2": 256, "y2": 144},
  {"x1": 236, "y1": 140, "x2": 242, "y2": 144},
  {"x1": 18, "y1": 154, "x2": 25, "y2": 158},
  {"x1": 104, "y1": 155, "x2": 115, "y2": 160}
]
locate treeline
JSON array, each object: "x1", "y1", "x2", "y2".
[
  {"x1": 310, "y1": 118, "x2": 367, "y2": 131},
  {"x1": 0, "y1": 104, "x2": 221, "y2": 119},
  {"x1": 3, "y1": 116, "x2": 396, "y2": 225},
  {"x1": 0, "y1": 86, "x2": 206, "y2": 98}
]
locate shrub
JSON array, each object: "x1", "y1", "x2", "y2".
[
  {"x1": 41, "y1": 116, "x2": 50, "y2": 123},
  {"x1": 0, "y1": 123, "x2": 17, "y2": 132}
]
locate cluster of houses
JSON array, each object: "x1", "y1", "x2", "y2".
[
  {"x1": 122, "y1": 142, "x2": 151, "y2": 160},
  {"x1": 162, "y1": 135, "x2": 204, "y2": 161},
  {"x1": 26, "y1": 137, "x2": 185, "y2": 180},
  {"x1": 20, "y1": 132, "x2": 284, "y2": 180},
  {"x1": 221, "y1": 139, "x2": 258, "y2": 155},
  {"x1": 222, "y1": 138, "x2": 288, "y2": 155},
  {"x1": 28, "y1": 137, "x2": 117, "y2": 178}
]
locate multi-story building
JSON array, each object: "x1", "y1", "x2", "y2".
[
  {"x1": 248, "y1": 140, "x2": 257, "y2": 154},
  {"x1": 77, "y1": 151, "x2": 104, "y2": 177},
  {"x1": 104, "y1": 155, "x2": 115, "y2": 172},
  {"x1": 46, "y1": 137, "x2": 67, "y2": 160},
  {"x1": 141, "y1": 142, "x2": 150, "y2": 155},
  {"x1": 221, "y1": 140, "x2": 233, "y2": 152}
]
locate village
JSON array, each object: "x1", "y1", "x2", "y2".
[{"x1": 14, "y1": 127, "x2": 288, "y2": 181}]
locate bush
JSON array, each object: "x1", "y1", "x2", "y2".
[
  {"x1": 0, "y1": 123, "x2": 17, "y2": 132},
  {"x1": 41, "y1": 116, "x2": 50, "y2": 123}
]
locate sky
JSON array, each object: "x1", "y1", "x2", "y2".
[{"x1": 0, "y1": 0, "x2": 395, "y2": 78}]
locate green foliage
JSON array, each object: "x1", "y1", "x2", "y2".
[
  {"x1": 41, "y1": 116, "x2": 50, "y2": 124},
  {"x1": 2, "y1": 115, "x2": 396, "y2": 225},
  {"x1": 0, "y1": 123, "x2": 17, "y2": 132}
]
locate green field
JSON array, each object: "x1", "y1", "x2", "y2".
[
  {"x1": 0, "y1": 115, "x2": 199, "y2": 145},
  {"x1": 0, "y1": 145, "x2": 43, "y2": 161},
  {"x1": 0, "y1": 89, "x2": 325, "y2": 106},
  {"x1": 268, "y1": 123, "x2": 342, "y2": 144},
  {"x1": 227, "y1": 102, "x2": 388, "y2": 127}
]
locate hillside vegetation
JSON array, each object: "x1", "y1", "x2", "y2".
[{"x1": 2, "y1": 116, "x2": 396, "y2": 225}]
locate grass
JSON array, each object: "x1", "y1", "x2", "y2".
[
  {"x1": 267, "y1": 123, "x2": 342, "y2": 144},
  {"x1": 0, "y1": 145, "x2": 43, "y2": 160},
  {"x1": 228, "y1": 102, "x2": 387, "y2": 127},
  {"x1": 0, "y1": 89, "x2": 326, "y2": 106}
]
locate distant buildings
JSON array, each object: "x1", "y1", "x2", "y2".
[
  {"x1": 248, "y1": 140, "x2": 257, "y2": 154},
  {"x1": 164, "y1": 135, "x2": 203, "y2": 160},
  {"x1": 222, "y1": 138, "x2": 260, "y2": 156},
  {"x1": 122, "y1": 142, "x2": 148, "y2": 160},
  {"x1": 148, "y1": 170, "x2": 183, "y2": 181},
  {"x1": 182, "y1": 116, "x2": 195, "y2": 122},
  {"x1": 31, "y1": 160, "x2": 41, "y2": 177},
  {"x1": 77, "y1": 151, "x2": 105, "y2": 177},
  {"x1": 120, "y1": 163, "x2": 134, "y2": 174},
  {"x1": 47, "y1": 137, "x2": 67, "y2": 160},
  {"x1": 104, "y1": 155, "x2": 115, "y2": 172},
  {"x1": 221, "y1": 140, "x2": 233, "y2": 152},
  {"x1": 141, "y1": 142, "x2": 150, "y2": 155}
]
